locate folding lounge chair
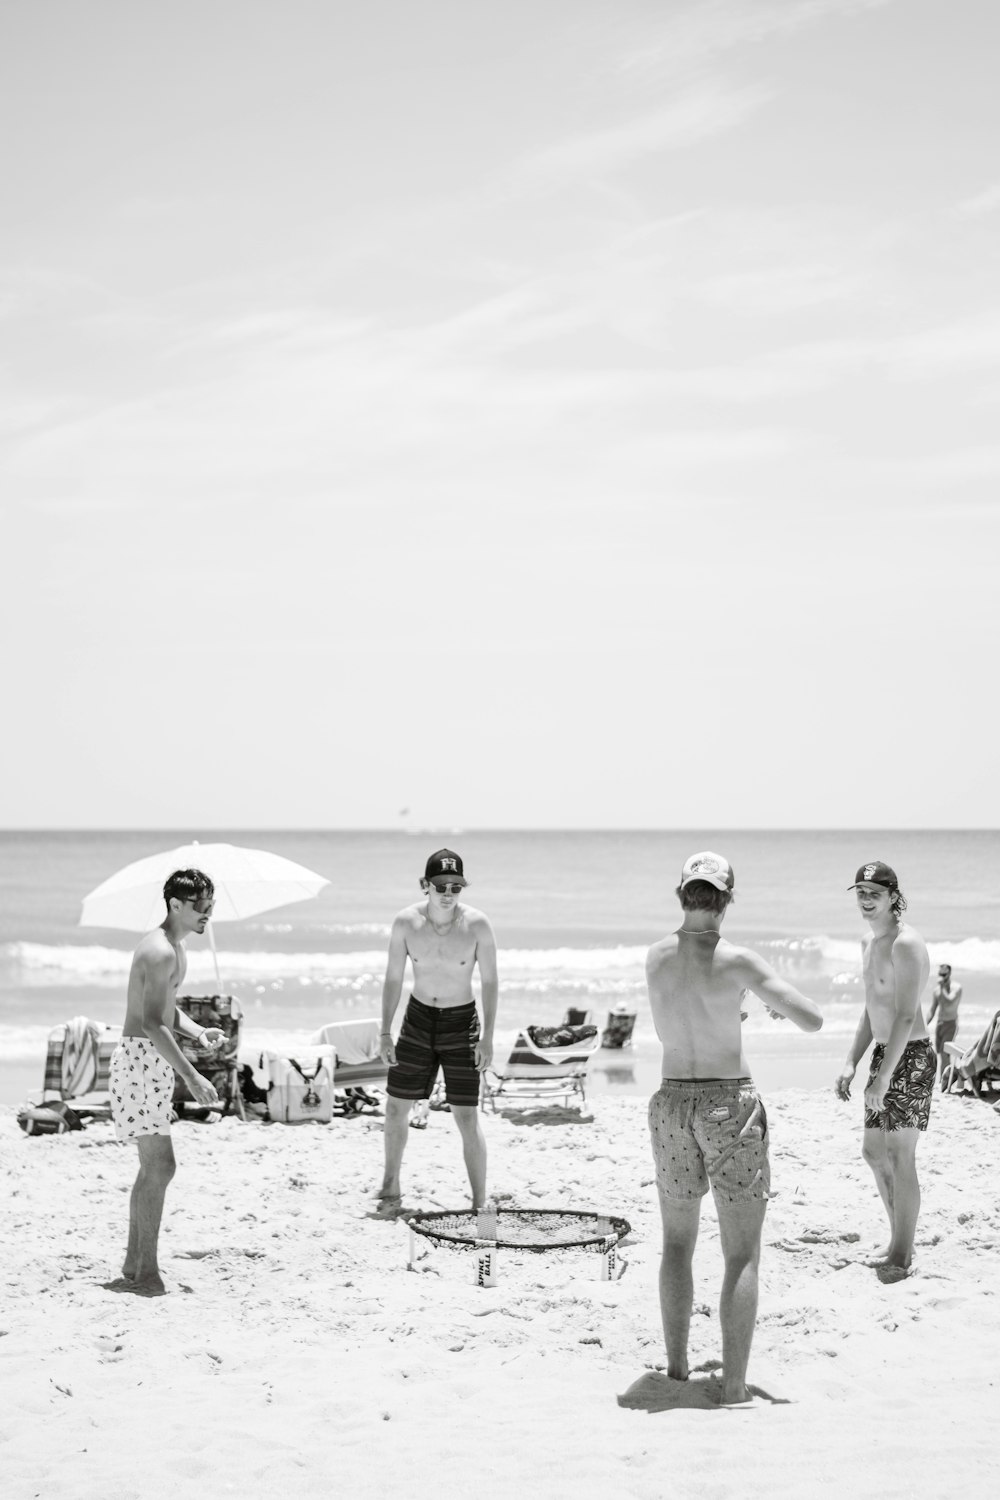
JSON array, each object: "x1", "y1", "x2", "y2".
[
  {"x1": 481, "y1": 1023, "x2": 600, "y2": 1112},
  {"x1": 941, "y1": 1009, "x2": 1000, "y2": 1098},
  {"x1": 311, "y1": 1017, "x2": 390, "y2": 1115},
  {"x1": 38, "y1": 1015, "x2": 120, "y2": 1119},
  {"x1": 173, "y1": 995, "x2": 246, "y2": 1120}
]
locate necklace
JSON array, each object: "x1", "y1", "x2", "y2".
[{"x1": 678, "y1": 927, "x2": 719, "y2": 937}]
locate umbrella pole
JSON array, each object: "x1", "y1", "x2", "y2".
[{"x1": 207, "y1": 922, "x2": 224, "y2": 993}]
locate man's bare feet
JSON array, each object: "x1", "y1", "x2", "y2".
[
  {"x1": 876, "y1": 1262, "x2": 913, "y2": 1284},
  {"x1": 103, "y1": 1275, "x2": 167, "y2": 1297},
  {"x1": 368, "y1": 1193, "x2": 404, "y2": 1220}
]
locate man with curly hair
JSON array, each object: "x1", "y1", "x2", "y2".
[{"x1": 835, "y1": 861, "x2": 934, "y2": 1282}]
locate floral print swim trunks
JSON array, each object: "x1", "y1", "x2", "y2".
[
  {"x1": 864, "y1": 1039, "x2": 935, "y2": 1132},
  {"x1": 109, "y1": 1037, "x2": 174, "y2": 1143}
]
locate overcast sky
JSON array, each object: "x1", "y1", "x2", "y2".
[{"x1": 2, "y1": 0, "x2": 998, "y2": 829}]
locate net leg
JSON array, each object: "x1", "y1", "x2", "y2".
[
  {"x1": 600, "y1": 1241, "x2": 617, "y2": 1281},
  {"x1": 408, "y1": 1227, "x2": 417, "y2": 1269}
]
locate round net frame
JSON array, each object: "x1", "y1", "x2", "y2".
[{"x1": 407, "y1": 1207, "x2": 631, "y2": 1254}]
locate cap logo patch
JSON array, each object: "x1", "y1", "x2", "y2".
[
  {"x1": 863, "y1": 864, "x2": 877, "y2": 880},
  {"x1": 691, "y1": 857, "x2": 720, "y2": 875},
  {"x1": 440, "y1": 858, "x2": 457, "y2": 872}
]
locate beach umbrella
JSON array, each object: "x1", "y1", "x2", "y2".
[{"x1": 79, "y1": 840, "x2": 329, "y2": 989}]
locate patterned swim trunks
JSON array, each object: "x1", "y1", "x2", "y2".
[
  {"x1": 386, "y1": 996, "x2": 481, "y2": 1108},
  {"x1": 864, "y1": 1038, "x2": 935, "y2": 1132},
  {"x1": 648, "y1": 1077, "x2": 770, "y2": 1207},
  {"x1": 109, "y1": 1037, "x2": 174, "y2": 1144}
]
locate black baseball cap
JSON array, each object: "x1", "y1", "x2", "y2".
[
  {"x1": 847, "y1": 861, "x2": 899, "y2": 891},
  {"x1": 424, "y1": 848, "x2": 467, "y2": 886}
]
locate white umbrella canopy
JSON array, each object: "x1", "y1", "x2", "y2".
[{"x1": 79, "y1": 841, "x2": 330, "y2": 989}]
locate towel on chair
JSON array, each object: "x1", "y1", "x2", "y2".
[
  {"x1": 311, "y1": 1018, "x2": 382, "y2": 1066},
  {"x1": 61, "y1": 1016, "x2": 100, "y2": 1097},
  {"x1": 958, "y1": 1010, "x2": 1000, "y2": 1079}
]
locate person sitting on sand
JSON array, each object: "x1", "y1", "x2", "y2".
[
  {"x1": 106, "y1": 869, "x2": 225, "y2": 1296},
  {"x1": 926, "y1": 963, "x2": 962, "y2": 1081},
  {"x1": 646, "y1": 852, "x2": 823, "y2": 1406},
  {"x1": 376, "y1": 849, "x2": 497, "y2": 1215},
  {"x1": 835, "y1": 862, "x2": 934, "y2": 1283}
]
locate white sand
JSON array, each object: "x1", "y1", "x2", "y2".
[{"x1": 2, "y1": 1089, "x2": 999, "y2": 1500}]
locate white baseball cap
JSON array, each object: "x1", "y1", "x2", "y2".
[{"x1": 680, "y1": 851, "x2": 735, "y2": 892}]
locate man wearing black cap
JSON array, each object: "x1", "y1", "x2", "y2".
[
  {"x1": 836, "y1": 862, "x2": 934, "y2": 1282},
  {"x1": 375, "y1": 849, "x2": 498, "y2": 1215}
]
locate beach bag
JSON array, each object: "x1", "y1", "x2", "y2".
[
  {"x1": 265, "y1": 1053, "x2": 334, "y2": 1124},
  {"x1": 17, "y1": 1101, "x2": 84, "y2": 1136}
]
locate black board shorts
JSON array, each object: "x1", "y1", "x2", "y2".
[{"x1": 386, "y1": 996, "x2": 481, "y2": 1108}]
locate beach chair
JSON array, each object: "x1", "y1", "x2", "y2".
[
  {"x1": 38, "y1": 1015, "x2": 120, "y2": 1119},
  {"x1": 481, "y1": 1023, "x2": 600, "y2": 1113},
  {"x1": 941, "y1": 1010, "x2": 1000, "y2": 1098},
  {"x1": 311, "y1": 1017, "x2": 389, "y2": 1115},
  {"x1": 173, "y1": 995, "x2": 246, "y2": 1120},
  {"x1": 601, "y1": 1004, "x2": 637, "y2": 1050}
]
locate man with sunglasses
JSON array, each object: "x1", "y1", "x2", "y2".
[
  {"x1": 376, "y1": 849, "x2": 498, "y2": 1215},
  {"x1": 106, "y1": 868, "x2": 226, "y2": 1296}
]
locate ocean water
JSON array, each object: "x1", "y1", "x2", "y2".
[{"x1": 2, "y1": 829, "x2": 998, "y2": 1106}]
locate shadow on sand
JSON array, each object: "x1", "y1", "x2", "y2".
[
  {"x1": 617, "y1": 1371, "x2": 791, "y2": 1413},
  {"x1": 493, "y1": 1105, "x2": 595, "y2": 1128}
]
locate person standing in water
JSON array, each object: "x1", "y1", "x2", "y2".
[{"x1": 926, "y1": 963, "x2": 962, "y2": 1082}]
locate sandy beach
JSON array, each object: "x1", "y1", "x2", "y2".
[{"x1": 2, "y1": 1086, "x2": 999, "y2": 1500}]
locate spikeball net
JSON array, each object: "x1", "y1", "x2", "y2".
[{"x1": 406, "y1": 1208, "x2": 631, "y2": 1284}]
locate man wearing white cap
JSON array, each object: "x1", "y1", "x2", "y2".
[
  {"x1": 646, "y1": 851, "x2": 823, "y2": 1405},
  {"x1": 836, "y1": 862, "x2": 933, "y2": 1282}
]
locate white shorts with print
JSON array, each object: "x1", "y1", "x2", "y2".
[{"x1": 109, "y1": 1037, "x2": 174, "y2": 1143}]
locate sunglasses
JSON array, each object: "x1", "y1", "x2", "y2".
[
  {"x1": 187, "y1": 898, "x2": 215, "y2": 915},
  {"x1": 430, "y1": 882, "x2": 464, "y2": 895}
]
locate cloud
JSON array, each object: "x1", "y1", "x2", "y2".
[
  {"x1": 616, "y1": 0, "x2": 893, "y2": 81},
  {"x1": 509, "y1": 81, "x2": 771, "y2": 189},
  {"x1": 955, "y1": 184, "x2": 1000, "y2": 218}
]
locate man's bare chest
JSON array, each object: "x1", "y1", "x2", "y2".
[{"x1": 407, "y1": 930, "x2": 477, "y2": 968}]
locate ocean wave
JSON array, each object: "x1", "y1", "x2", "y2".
[
  {"x1": 759, "y1": 934, "x2": 1000, "y2": 975},
  {"x1": 0, "y1": 941, "x2": 651, "y2": 985},
  {"x1": 5, "y1": 933, "x2": 1000, "y2": 988}
]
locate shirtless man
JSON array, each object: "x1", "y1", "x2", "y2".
[
  {"x1": 926, "y1": 964, "x2": 963, "y2": 1081},
  {"x1": 376, "y1": 850, "x2": 498, "y2": 1214},
  {"x1": 106, "y1": 869, "x2": 224, "y2": 1296},
  {"x1": 835, "y1": 862, "x2": 933, "y2": 1282},
  {"x1": 646, "y1": 853, "x2": 823, "y2": 1406}
]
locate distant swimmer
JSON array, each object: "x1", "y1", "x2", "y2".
[
  {"x1": 375, "y1": 849, "x2": 498, "y2": 1216},
  {"x1": 645, "y1": 852, "x2": 823, "y2": 1405},
  {"x1": 835, "y1": 862, "x2": 933, "y2": 1283},
  {"x1": 926, "y1": 963, "x2": 963, "y2": 1081},
  {"x1": 106, "y1": 870, "x2": 226, "y2": 1296}
]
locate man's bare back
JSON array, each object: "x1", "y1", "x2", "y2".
[
  {"x1": 647, "y1": 930, "x2": 822, "y2": 1079},
  {"x1": 646, "y1": 931, "x2": 753, "y2": 1079}
]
